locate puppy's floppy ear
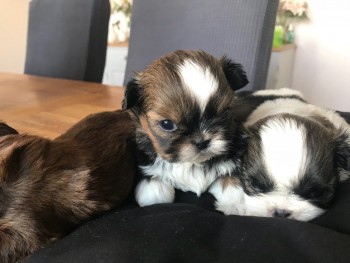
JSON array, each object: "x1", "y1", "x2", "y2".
[
  {"x1": 122, "y1": 77, "x2": 143, "y2": 110},
  {"x1": 0, "y1": 122, "x2": 18, "y2": 137},
  {"x1": 334, "y1": 131, "x2": 350, "y2": 176},
  {"x1": 221, "y1": 56, "x2": 249, "y2": 91}
]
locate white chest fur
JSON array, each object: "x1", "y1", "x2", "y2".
[{"x1": 140, "y1": 157, "x2": 236, "y2": 196}]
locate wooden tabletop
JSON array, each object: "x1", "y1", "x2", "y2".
[{"x1": 0, "y1": 73, "x2": 125, "y2": 138}]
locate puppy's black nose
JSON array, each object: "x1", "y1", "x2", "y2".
[
  {"x1": 195, "y1": 139, "x2": 211, "y2": 151},
  {"x1": 273, "y1": 209, "x2": 292, "y2": 218}
]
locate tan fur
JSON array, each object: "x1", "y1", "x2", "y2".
[
  {"x1": 221, "y1": 176, "x2": 241, "y2": 191},
  {"x1": 140, "y1": 115, "x2": 172, "y2": 160},
  {"x1": 137, "y1": 50, "x2": 232, "y2": 119}
]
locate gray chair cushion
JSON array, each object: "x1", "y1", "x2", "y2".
[
  {"x1": 25, "y1": 0, "x2": 110, "y2": 83},
  {"x1": 124, "y1": 0, "x2": 278, "y2": 90}
]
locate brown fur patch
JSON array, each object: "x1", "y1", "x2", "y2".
[
  {"x1": 137, "y1": 50, "x2": 232, "y2": 118},
  {"x1": 0, "y1": 213, "x2": 40, "y2": 263},
  {"x1": 221, "y1": 177, "x2": 241, "y2": 191},
  {"x1": 140, "y1": 115, "x2": 172, "y2": 160}
]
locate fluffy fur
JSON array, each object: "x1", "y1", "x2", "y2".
[
  {"x1": 0, "y1": 110, "x2": 136, "y2": 262},
  {"x1": 209, "y1": 88, "x2": 350, "y2": 221},
  {"x1": 123, "y1": 50, "x2": 249, "y2": 207}
]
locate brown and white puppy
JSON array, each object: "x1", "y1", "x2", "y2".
[
  {"x1": 122, "y1": 50, "x2": 248, "y2": 207},
  {"x1": 0, "y1": 110, "x2": 136, "y2": 263},
  {"x1": 210, "y1": 88, "x2": 350, "y2": 221}
]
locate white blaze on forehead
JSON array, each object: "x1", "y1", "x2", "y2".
[
  {"x1": 178, "y1": 60, "x2": 218, "y2": 111},
  {"x1": 260, "y1": 119, "x2": 307, "y2": 187}
]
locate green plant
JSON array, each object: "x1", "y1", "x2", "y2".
[{"x1": 110, "y1": 0, "x2": 132, "y2": 18}]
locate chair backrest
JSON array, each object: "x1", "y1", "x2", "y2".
[
  {"x1": 124, "y1": 0, "x2": 278, "y2": 90},
  {"x1": 24, "y1": 0, "x2": 110, "y2": 83}
]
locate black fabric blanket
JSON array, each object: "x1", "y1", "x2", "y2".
[{"x1": 26, "y1": 112, "x2": 350, "y2": 263}]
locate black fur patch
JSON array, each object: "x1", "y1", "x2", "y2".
[
  {"x1": 334, "y1": 132, "x2": 350, "y2": 172},
  {"x1": 122, "y1": 78, "x2": 143, "y2": 112},
  {"x1": 237, "y1": 128, "x2": 276, "y2": 196},
  {"x1": 221, "y1": 57, "x2": 249, "y2": 90},
  {"x1": 231, "y1": 91, "x2": 307, "y2": 123}
]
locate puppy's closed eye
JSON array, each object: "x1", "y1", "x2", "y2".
[
  {"x1": 243, "y1": 175, "x2": 274, "y2": 195},
  {"x1": 293, "y1": 176, "x2": 335, "y2": 207},
  {"x1": 249, "y1": 177, "x2": 267, "y2": 193},
  {"x1": 304, "y1": 186, "x2": 329, "y2": 200}
]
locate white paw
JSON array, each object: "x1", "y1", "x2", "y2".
[
  {"x1": 339, "y1": 169, "x2": 350, "y2": 181},
  {"x1": 135, "y1": 179, "x2": 175, "y2": 207},
  {"x1": 209, "y1": 178, "x2": 246, "y2": 215}
]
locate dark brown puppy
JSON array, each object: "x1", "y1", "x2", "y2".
[{"x1": 0, "y1": 110, "x2": 136, "y2": 263}]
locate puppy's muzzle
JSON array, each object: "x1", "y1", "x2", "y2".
[{"x1": 273, "y1": 209, "x2": 292, "y2": 218}]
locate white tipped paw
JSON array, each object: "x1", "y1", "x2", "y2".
[
  {"x1": 339, "y1": 169, "x2": 350, "y2": 181},
  {"x1": 135, "y1": 178, "x2": 175, "y2": 207},
  {"x1": 209, "y1": 177, "x2": 246, "y2": 215}
]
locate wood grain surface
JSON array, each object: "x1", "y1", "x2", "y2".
[{"x1": 0, "y1": 73, "x2": 125, "y2": 138}]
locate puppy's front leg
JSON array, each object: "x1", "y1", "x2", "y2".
[
  {"x1": 209, "y1": 177, "x2": 246, "y2": 216},
  {"x1": 135, "y1": 177, "x2": 175, "y2": 207}
]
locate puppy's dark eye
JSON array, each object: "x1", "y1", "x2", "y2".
[
  {"x1": 159, "y1": 119, "x2": 177, "y2": 132},
  {"x1": 305, "y1": 186, "x2": 326, "y2": 200}
]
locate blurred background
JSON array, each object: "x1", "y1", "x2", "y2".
[{"x1": 0, "y1": 0, "x2": 349, "y2": 111}]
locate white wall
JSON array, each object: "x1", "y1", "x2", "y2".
[
  {"x1": 292, "y1": 0, "x2": 350, "y2": 111},
  {"x1": 0, "y1": 0, "x2": 29, "y2": 73}
]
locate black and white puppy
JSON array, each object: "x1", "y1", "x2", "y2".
[
  {"x1": 122, "y1": 50, "x2": 248, "y2": 206},
  {"x1": 210, "y1": 88, "x2": 350, "y2": 221}
]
